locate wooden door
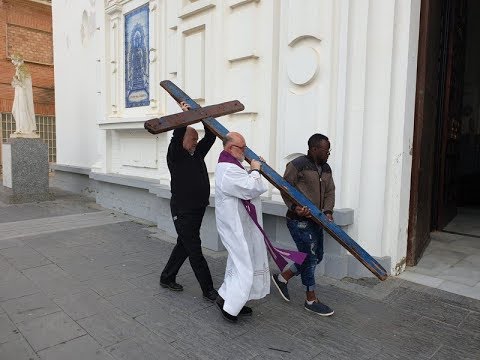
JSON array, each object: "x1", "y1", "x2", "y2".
[
  {"x1": 408, "y1": 0, "x2": 445, "y2": 265},
  {"x1": 408, "y1": 0, "x2": 468, "y2": 265},
  {"x1": 434, "y1": 0, "x2": 467, "y2": 229}
]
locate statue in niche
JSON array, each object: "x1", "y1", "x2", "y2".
[{"x1": 10, "y1": 54, "x2": 38, "y2": 138}]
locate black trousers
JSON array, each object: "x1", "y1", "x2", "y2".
[{"x1": 160, "y1": 205, "x2": 214, "y2": 293}]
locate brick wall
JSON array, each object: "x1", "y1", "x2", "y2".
[
  {"x1": 7, "y1": 25, "x2": 53, "y2": 64},
  {"x1": 0, "y1": 0, "x2": 54, "y2": 115}
]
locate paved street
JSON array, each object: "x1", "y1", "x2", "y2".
[{"x1": 1, "y1": 189, "x2": 479, "y2": 360}]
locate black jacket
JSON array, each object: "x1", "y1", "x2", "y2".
[{"x1": 167, "y1": 125, "x2": 216, "y2": 210}]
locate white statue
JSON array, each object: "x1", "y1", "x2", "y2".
[{"x1": 11, "y1": 54, "x2": 38, "y2": 138}]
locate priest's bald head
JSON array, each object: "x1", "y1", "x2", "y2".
[{"x1": 223, "y1": 132, "x2": 247, "y2": 162}]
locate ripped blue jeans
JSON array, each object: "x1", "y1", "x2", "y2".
[{"x1": 286, "y1": 218, "x2": 324, "y2": 291}]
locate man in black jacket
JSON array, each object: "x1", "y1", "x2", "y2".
[{"x1": 160, "y1": 102, "x2": 218, "y2": 301}]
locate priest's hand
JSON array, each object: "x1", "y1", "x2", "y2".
[{"x1": 251, "y1": 159, "x2": 261, "y2": 171}]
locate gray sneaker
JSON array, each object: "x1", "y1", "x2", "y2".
[
  {"x1": 304, "y1": 299, "x2": 334, "y2": 316},
  {"x1": 272, "y1": 274, "x2": 290, "y2": 302}
]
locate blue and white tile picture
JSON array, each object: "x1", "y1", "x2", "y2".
[{"x1": 125, "y1": 3, "x2": 149, "y2": 108}]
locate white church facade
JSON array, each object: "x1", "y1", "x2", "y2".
[{"x1": 51, "y1": 0, "x2": 448, "y2": 279}]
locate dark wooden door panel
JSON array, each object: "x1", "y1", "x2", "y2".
[
  {"x1": 408, "y1": 0, "x2": 445, "y2": 265},
  {"x1": 408, "y1": 0, "x2": 467, "y2": 265},
  {"x1": 436, "y1": 0, "x2": 467, "y2": 229}
]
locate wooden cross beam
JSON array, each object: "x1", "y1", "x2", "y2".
[
  {"x1": 144, "y1": 100, "x2": 244, "y2": 134},
  {"x1": 151, "y1": 80, "x2": 388, "y2": 281}
]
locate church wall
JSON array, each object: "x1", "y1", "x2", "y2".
[
  {"x1": 52, "y1": 0, "x2": 422, "y2": 276},
  {"x1": 52, "y1": 0, "x2": 104, "y2": 168}
]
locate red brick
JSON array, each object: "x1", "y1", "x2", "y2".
[{"x1": 0, "y1": 0, "x2": 54, "y2": 116}]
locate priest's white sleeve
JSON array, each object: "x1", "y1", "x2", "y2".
[{"x1": 220, "y1": 166, "x2": 268, "y2": 200}]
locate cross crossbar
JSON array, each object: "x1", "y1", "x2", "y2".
[
  {"x1": 157, "y1": 80, "x2": 388, "y2": 280},
  {"x1": 144, "y1": 100, "x2": 244, "y2": 134}
]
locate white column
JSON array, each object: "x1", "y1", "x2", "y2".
[
  {"x1": 356, "y1": 0, "x2": 396, "y2": 255},
  {"x1": 332, "y1": 0, "x2": 350, "y2": 208},
  {"x1": 146, "y1": 0, "x2": 160, "y2": 115},
  {"x1": 382, "y1": 0, "x2": 421, "y2": 273},
  {"x1": 106, "y1": 5, "x2": 122, "y2": 117},
  {"x1": 341, "y1": 1, "x2": 370, "y2": 244}
]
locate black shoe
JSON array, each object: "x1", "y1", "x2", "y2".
[
  {"x1": 159, "y1": 280, "x2": 183, "y2": 291},
  {"x1": 272, "y1": 274, "x2": 290, "y2": 302},
  {"x1": 215, "y1": 296, "x2": 237, "y2": 323},
  {"x1": 203, "y1": 289, "x2": 219, "y2": 302},
  {"x1": 238, "y1": 306, "x2": 252, "y2": 316},
  {"x1": 304, "y1": 299, "x2": 334, "y2": 316}
]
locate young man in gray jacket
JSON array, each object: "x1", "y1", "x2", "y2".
[{"x1": 272, "y1": 133, "x2": 335, "y2": 316}]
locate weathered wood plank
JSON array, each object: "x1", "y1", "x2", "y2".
[{"x1": 144, "y1": 100, "x2": 244, "y2": 134}]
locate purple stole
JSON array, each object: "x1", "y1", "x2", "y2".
[{"x1": 218, "y1": 150, "x2": 306, "y2": 270}]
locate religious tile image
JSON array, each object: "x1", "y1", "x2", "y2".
[{"x1": 124, "y1": 3, "x2": 149, "y2": 108}]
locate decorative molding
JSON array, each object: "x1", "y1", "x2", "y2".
[
  {"x1": 286, "y1": 35, "x2": 321, "y2": 87},
  {"x1": 119, "y1": 134, "x2": 158, "y2": 169},
  {"x1": 227, "y1": 0, "x2": 259, "y2": 10},
  {"x1": 108, "y1": 13, "x2": 121, "y2": 115},
  {"x1": 227, "y1": 54, "x2": 259, "y2": 63},
  {"x1": 287, "y1": 45, "x2": 319, "y2": 86},
  {"x1": 99, "y1": 120, "x2": 150, "y2": 130},
  {"x1": 166, "y1": 26, "x2": 177, "y2": 76},
  {"x1": 182, "y1": 24, "x2": 206, "y2": 102},
  {"x1": 105, "y1": 3, "x2": 122, "y2": 15},
  {"x1": 149, "y1": 0, "x2": 157, "y2": 12},
  {"x1": 229, "y1": 111, "x2": 258, "y2": 117},
  {"x1": 106, "y1": 0, "x2": 164, "y2": 117},
  {"x1": 147, "y1": 0, "x2": 160, "y2": 113},
  {"x1": 89, "y1": 172, "x2": 160, "y2": 189},
  {"x1": 149, "y1": 48, "x2": 157, "y2": 63},
  {"x1": 105, "y1": 0, "x2": 118, "y2": 7},
  {"x1": 178, "y1": 0, "x2": 216, "y2": 19},
  {"x1": 51, "y1": 164, "x2": 91, "y2": 175},
  {"x1": 287, "y1": 34, "x2": 321, "y2": 47},
  {"x1": 226, "y1": 1, "x2": 258, "y2": 65}
]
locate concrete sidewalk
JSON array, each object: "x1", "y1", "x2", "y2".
[{"x1": 0, "y1": 189, "x2": 479, "y2": 360}]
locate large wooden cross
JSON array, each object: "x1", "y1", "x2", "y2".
[{"x1": 146, "y1": 80, "x2": 388, "y2": 280}]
